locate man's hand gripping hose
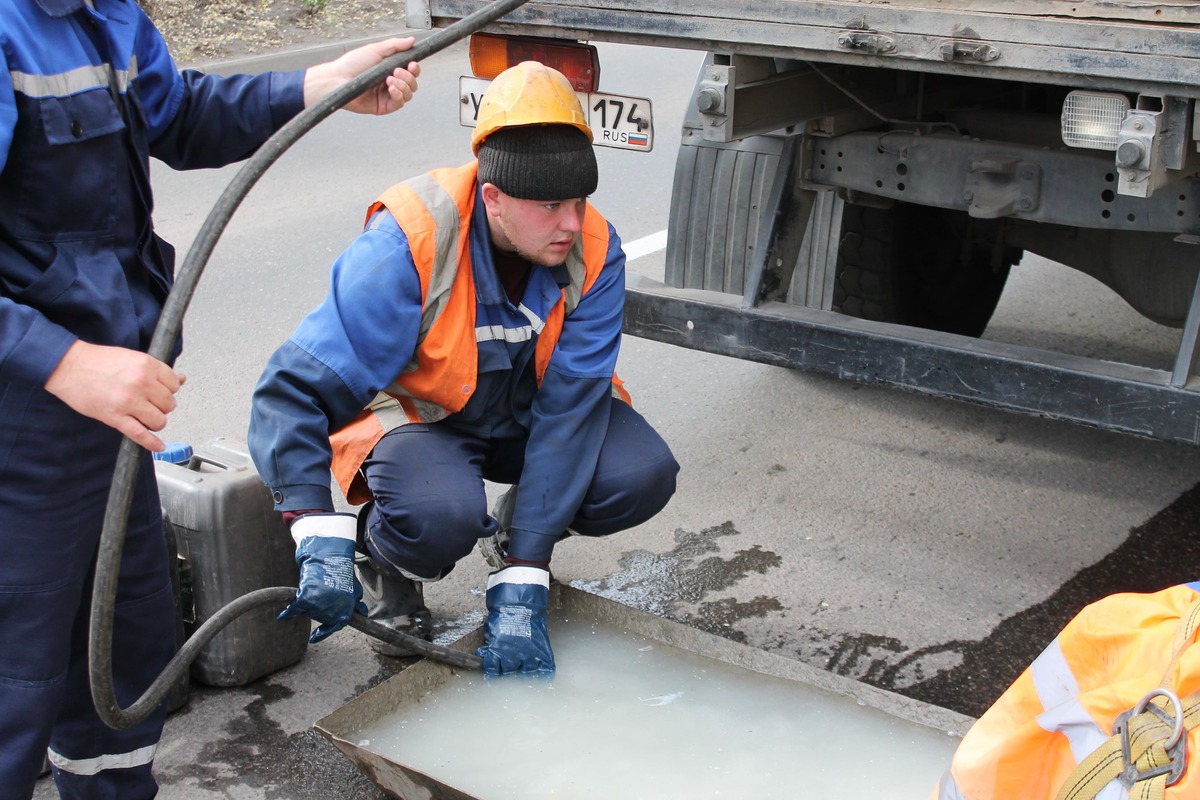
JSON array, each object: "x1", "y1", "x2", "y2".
[{"x1": 88, "y1": 0, "x2": 534, "y2": 731}]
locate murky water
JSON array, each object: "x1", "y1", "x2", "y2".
[{"x1": 352, "y1": 617, "x2": 959, "y2": 798}]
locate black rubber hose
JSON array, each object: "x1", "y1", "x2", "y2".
[{"x1": 90, "y1": 0, "x2": 531, "y2": 730}]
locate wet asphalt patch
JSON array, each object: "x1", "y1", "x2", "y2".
[
  {"x1": 155, "y1": 659, "x2": 410, "y2": 798},
  {"x1": 899, "y1": 478, "x2": 1200, "y2": 717},
  {"x1": 574, "y1": 483, "x2": 1200, "y2": 719}
]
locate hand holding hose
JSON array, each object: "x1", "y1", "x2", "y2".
[{"x1": 302, "y1": 37, "x2": 421, "y2": 115}]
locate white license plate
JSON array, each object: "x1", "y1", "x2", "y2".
[{"x1": 459, "y1": 76, "x2": 654, "y2": 153}]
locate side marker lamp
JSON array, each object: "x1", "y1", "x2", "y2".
[
  {"x1": 469, "y1": 33, "x2": 600, "y2": 93},
  {"x1": 1061, "y1": 90, "x2": 1131, "y2": 151}
]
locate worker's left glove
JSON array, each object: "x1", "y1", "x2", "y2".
[
  {"x1": 476, "y1": 565, "x2": 555, "y2": 676},
  {"x1": 279, "y1": 512, "x2": 366, "y2": 644}
]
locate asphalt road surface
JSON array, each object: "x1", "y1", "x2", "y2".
[{"x1": 35, "y1": 34, "x2": 1200, "y2": 800}]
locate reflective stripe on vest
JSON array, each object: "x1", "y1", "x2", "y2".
[
  {"x1": 329, "y1": 161, "x2": 623, "y2": 504},
  {"x1": 935, "y1": 584, "x2": 1200, "y2": 800}
]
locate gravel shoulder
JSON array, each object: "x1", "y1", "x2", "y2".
[{"x1": 145, "y1": 0, "x2": 410, "y2": 68}]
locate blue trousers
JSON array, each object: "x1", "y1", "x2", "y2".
[
  {"x1": 0, "y1": 384, "x2": 174, "y2": 800},
  {"x1": 360, "y1": 398, "x2": 678, "y2": 579}
]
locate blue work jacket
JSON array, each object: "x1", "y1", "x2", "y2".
[{"x1": 0, "y1": 0, "x2": 304, "y2": 387}]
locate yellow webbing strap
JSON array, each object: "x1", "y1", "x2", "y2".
[{"x1": 1053, "y1": 597, "x2": 1200, "y2": 800}]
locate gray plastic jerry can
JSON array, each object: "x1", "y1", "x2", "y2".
[{"x1": 154, "y1": 438, "x2": 308, "y2": 687}]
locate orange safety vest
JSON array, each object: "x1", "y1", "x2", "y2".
[
  {"x1": 934, "y1": 583, "x2": 1200, "y2": 800},
  {"x1": 329, "y1": 161, "x2": 629, "y2": 505}
]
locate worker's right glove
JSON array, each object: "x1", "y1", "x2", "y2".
[
  {"x1": 279, "y1": 512, "x2": 366, "y2": 644},
  {"x1": 476, "y1": 565, "x2": 555, "y2": 676}
]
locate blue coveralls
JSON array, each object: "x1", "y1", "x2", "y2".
[
  {"x1": 249, "y1": 194, "x2": 679, "y2": 577},
  {"x1": 0, "y1": 0, "x2": 304, "y2": 796}
]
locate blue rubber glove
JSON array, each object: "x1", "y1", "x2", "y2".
[
  {"x1": 279, "y1": 512, "x2": 366, "y2": 644},
  {"x1": 476, "y1": 565, "x2": 555, "y2": 676}
]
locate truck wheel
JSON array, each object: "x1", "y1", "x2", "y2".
[{"x1": 834, "y1": 202, "x2": 1017, "y2": 337}]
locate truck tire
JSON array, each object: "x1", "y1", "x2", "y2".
[{"x1": 834, "y1": 202, "x2": 1017, "y2": 337}]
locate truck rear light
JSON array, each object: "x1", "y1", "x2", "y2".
[
  {"x1": 469, "y1": 33, "x2": 601, "y2": 93},
  {"x1": 1061, "y1": 90, "x2": 1131, "y2": 151}
]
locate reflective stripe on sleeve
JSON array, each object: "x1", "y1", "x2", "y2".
[{"x1": 47, "y1": 743, "x2": 157, "y2": 776}]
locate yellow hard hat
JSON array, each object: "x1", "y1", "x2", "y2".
[{"x1": 471, "y1": 61, "x2": 592, "y2": 154}]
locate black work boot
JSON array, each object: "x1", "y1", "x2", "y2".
[
  {"x1": 355, "y1": 552, "x2": 434, "y2": 656},
  {"x1": 355, "y1": 502, "x2": 433, "y2": 657}
]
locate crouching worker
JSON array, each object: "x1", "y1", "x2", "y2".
[{"x1": 248, "y1": 61, "x2": 679, "y2": 676}]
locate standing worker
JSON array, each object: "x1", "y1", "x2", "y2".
[
  {"x1": 248, "y1": 61, "x2": 679, "y2": 676},
  {"x1": 0, "y1": 0, "x2": 421, "y2": 795}
]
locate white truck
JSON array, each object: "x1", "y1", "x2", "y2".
[{"x1": 408, "y1": 0, "x2": 1200, "y2": 444}]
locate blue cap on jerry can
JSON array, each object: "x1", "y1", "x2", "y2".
[{"x1": 153, "y1": 442, "x2": 194, "y2": 465}]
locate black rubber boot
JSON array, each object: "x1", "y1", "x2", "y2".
[
  {"x1": 355, "y1": 502, "x2": 433, "y2": 657},
  {"x1": 355, "y1": 552, "x2": 434, "y2": 657}
]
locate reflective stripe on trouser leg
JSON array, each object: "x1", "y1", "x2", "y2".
[
  {"x1": 47, "y1": 744, "x2": 158, "y2": 776},
  {"x1": 50, "y1": 458, "x2": 173, "y2": 800},
  {"x1": 0, "y1": 388, "x2": 172, "y2": 800}
]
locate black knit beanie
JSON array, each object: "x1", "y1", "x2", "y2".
[{"x1": 477, "y1": 125, "x2": 598, "y2": 200}]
